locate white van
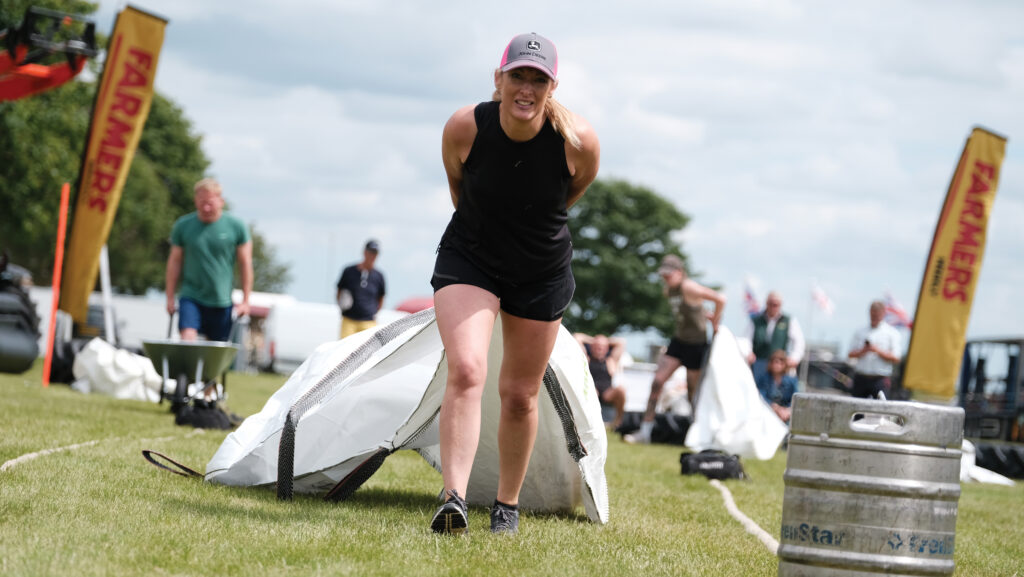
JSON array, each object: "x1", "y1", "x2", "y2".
[
  {"x1": 29, "y1": 287, "x2": 171, "y2": 352},
  {"x1": 262, "y1": 300, "x2": 408, "y2": 374}
]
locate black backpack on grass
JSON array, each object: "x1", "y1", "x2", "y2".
[
  {"x1": 174, "y1": 399, "x2": 240, "y2": 430},
  {"x1": 680, "y1": 449, "x2": 746, "y2": 480}
]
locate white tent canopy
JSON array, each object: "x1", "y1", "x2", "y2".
[{"x1": 206, "y1": 309, "x2": 610, "y2": 523}]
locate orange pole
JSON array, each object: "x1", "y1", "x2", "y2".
[{"x1": 42, "y1": 182, "x2": 71, "y2": 387}]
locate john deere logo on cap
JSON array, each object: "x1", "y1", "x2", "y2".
[{"x1": 527, "y1": 40, "x2": 540, "y2": 51}]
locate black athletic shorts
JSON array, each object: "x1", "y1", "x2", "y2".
[
  {"x1": 430, "y1": 245, "x2": 575, "y2": 322},
  {"x1": 852, "y1": 374, "x2": 891, "y2": 399},
  {"x1": 665, "y1": 337, "x2": 709, "y2": 370}
]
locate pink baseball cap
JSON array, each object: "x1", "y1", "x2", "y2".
[{"x1": 499, "y1": 32, "x2": 558, "y2": 79}]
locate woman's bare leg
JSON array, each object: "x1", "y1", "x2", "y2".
[
  {"x1": 434, "y1": 284, "x2": 499, "y2": 497},
  {"x1": 494, "y1": 311, "x2": 561, "y2": 505}
]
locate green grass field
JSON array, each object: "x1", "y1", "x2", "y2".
[{"x1": 2, "y1": 361, "x2": 1022, "y2": 576}]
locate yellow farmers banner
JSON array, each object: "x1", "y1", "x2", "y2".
[
  {"x1": 61, "y1": 6, "x2": 166, "y2": 322},
  {"x1": 904, "y1": 127, "x2": 1007, "y2": 398}
]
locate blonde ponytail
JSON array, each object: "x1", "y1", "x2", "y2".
[{"x1": 544, "y1": 97, "x2": 581, "y2": 151}]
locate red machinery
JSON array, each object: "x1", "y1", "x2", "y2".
[{"x1": 0, "y1": 6, "x2": 97, "y2": 101}]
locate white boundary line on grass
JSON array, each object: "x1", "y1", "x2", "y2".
[
  {"x1": 0, "y1": 429, "x2": 205, "y2": 472},
  {"x1": 1, "y1": 440, "x2": 102, "y2": 472},
  {"x1": 709, "y1": 479, "x2": 779, "y2": 554}
]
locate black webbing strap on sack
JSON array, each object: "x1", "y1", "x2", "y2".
[
  {"x1": 276, "y1": 309, "x2": 436, "y2": 501},
  {"x1": 142, "y1": 450, "x2": 203, "y2": 478},
  {"x1": 323, "y1": 448, "x2": 391, "y2": 502},
  {"x1": 542, "y1": 364, "x2": 587, "y2": 462}
]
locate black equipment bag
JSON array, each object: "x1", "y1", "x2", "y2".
[{"x1": 680, "y1": 449, "x2": 746, "y2": 480}]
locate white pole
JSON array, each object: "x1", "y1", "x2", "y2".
[
  {"x1": 800, "y1": 295, "x2": 814, "y2": 387},
  {"x1": 99, "y1": 245, "x2": 115, "y2": 344},
  {"x1": 327, "y1": 231, "x2": 335, "y2": 302}
]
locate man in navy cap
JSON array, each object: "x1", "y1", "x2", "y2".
[{"x1": 335, "y1": 239, "x2": 386, "y2": 338}]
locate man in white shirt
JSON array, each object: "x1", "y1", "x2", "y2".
[{"x1": 848, "y1": 300, "x2": 903, "y2": 399}]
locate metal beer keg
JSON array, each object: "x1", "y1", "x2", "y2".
[{"x1": 778, "y1": 393, "x2": 965, "y2": 576}]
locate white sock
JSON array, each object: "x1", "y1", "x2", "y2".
[{"x1": 640, "y1": 421, "x2": 655, "y2": 437}]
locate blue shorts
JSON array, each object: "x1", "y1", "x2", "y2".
[{"x1": 178, "y1": 297, "x2": 233, "y2": 342}]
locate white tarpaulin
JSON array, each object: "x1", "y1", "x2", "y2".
[
  {"x1": 960, "y1": 440, "x2": 1016, "y2": 486},
  {"x1": 684, "y1": 326, "x2": 789, "y2": 460},
  {"x1": 206, "y1": 309, "x2": 610, "y2": 523},
  {"x1": 71, "y1": 337, "x2": 164, "y2": 402}
]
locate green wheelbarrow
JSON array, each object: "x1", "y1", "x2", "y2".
[{"x1": 142, "y1": 339, "x2": 239, "y2": 412}]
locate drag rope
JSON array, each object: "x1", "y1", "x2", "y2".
[
  {"x1": 1, "y1": 429, "x2": 204, "y2": 472},
  {"x1": 708, "y1": 479, "x2": 779, "y2": 554},
  {"x1": 1, "y1": 440, "x2": 101, "y2": 472}
]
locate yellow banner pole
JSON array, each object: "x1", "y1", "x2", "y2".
[
  {"x1": 903, "y1": 127, "x2": 1007, "y2": 399},
  {"x1": 60, "y1": 6, "x2": 167, "y2": 323}
]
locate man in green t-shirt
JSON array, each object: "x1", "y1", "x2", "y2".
[{"x1": 165, "y1": 178, "x2": 252, "y2": 342}]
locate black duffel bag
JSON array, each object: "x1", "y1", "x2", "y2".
[{"x1": 680, "y1": 449, "x2": 746, "y2": 480}]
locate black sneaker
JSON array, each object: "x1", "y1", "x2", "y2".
[
  {"x1": 430, "y1": 489, "x2": 468, "y2": 535},
  {"x1": 490, "y1": 501, "x2": 519, "y2": 535}
]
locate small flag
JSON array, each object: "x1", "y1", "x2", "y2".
[
  {"x1": 811, "y1": 284, "x2": 834, "y2": 317},
  {"x1": 884, "y1": 291, "x2": 913, "y2": 328},
  {"x1": 744, "y1": 284, "x2": 761, "y2": 317}
]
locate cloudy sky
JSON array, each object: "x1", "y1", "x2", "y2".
[{"x1": 94, "y1": 0, "x2": 1024, "y2": 355}]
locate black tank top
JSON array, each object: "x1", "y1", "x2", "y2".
[
  {"x1": 440, "y1": 101, "x2": 572, "y2": 283},
  {"x1": 588, "y1": 357, "x2": 613, "y2": 395}
]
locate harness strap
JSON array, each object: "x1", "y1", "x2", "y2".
[{"x1": 141, "y1": 450, "x2": 203, "y2": 478}]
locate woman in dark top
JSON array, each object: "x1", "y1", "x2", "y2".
[
  {"x1": 428, "y1": 32, "x2": 600, "y2": 536},
  {"x1": 574, "y1": 333, "x2": 628, "y2": 430}
]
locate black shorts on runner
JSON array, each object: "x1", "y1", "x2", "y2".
[
  {"x1": 430, "y1": 246, "x2": 575, "y2": 322},
  {"x1": 665, "y1": 338, "x2": 709, "y2": 370}
]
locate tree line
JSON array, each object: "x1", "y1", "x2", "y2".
[
  {"x1": 1, "y1": 0, "x2": 701, "y2": 340},
  {"x1": 0, "y1": 0, "x2": 290, "y2": 295}
]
